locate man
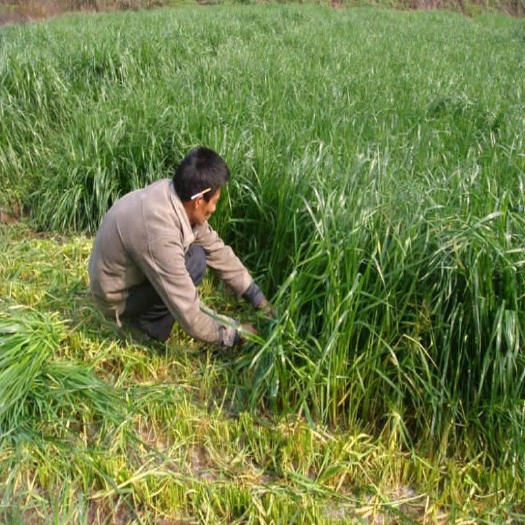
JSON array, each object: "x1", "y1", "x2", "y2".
[{"x1": 88, "y1": 146, "x2": 270, "y2": 346}]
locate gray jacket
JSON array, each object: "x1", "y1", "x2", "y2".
[{"x1": 88, "y1": 178, "x2": 257, "y2": 346}]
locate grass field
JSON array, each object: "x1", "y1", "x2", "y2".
[{"x1": 1, "y1": 4, "x2": 524, "y2": 523}]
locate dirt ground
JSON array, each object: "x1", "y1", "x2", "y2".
[
  {"x1": 0, "y1": 9, "x2": 29, "y2": 25},
  {"x1": 0, "y1": 1, "x2": 97, "y2": 26}
]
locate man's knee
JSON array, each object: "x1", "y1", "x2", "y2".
[{"x1": 185, "y1": 245, "x2": 207, "y2": 285}]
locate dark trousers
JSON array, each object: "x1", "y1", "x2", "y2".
[{"x1": 121, "y1": 245, "x2": 206, "y2": 342}]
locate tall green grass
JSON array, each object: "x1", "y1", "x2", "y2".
[{"x1": 1, "y1": 3, "x2": 524, "y2": 497}]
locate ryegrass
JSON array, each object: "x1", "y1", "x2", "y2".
[{"x1": 1, "y1": 5, "x2": 524, "y2": 522}]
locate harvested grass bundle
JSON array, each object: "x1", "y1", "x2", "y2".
[{"x1": 0, "y1": 306, "x2": 124, "y2": 438}]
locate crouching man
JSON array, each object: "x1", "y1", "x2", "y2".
[{"x1": 88, "y1": 146, "x2": 270, "y2": 346}]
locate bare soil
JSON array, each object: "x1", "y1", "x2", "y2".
[{"x1": 0, "y1": 9, "x2": 29, "y2": 25}]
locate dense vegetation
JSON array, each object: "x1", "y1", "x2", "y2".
[{"x1": 1, "y1": 5, "x2": 524, "y2": 522}]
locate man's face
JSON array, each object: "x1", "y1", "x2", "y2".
[{"x1": 194, "y1": 188, "x2": 221, "y2": 226}]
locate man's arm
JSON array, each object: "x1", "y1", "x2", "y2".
[
  {"x1": 194, "y1": 223, "x2": 268, "y2": 308},
  {"x1": 136, "y1": 235, "x2": 240, "y2": 346}
]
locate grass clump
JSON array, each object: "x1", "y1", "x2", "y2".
[{"x1": 0, "y1": 305, "x2": 124, "y2": 438}]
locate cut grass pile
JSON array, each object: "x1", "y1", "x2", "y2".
[{"x1": 0, "y1": 5, "x2": 524, "y2": 522}]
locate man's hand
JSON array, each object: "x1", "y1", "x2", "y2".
[
  {"x1": 236, "y1": 323, "x2": 258, "y2": 346},
  {"x1": 256, "y1": 298, "x2": 276, "y2": 318}
]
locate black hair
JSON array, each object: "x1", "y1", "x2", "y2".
[{"x1": 173, "y1": 147, "x2": 230, "y2": 202}]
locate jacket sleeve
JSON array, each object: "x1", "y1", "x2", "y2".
[
  {"x1": 194, "y1": 223, "x2": 254, "y2": 297},
  {"x1": 136, "y1": 234, "x2": 239, "y2": 346}
]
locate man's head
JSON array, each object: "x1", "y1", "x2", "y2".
[
  {"x1": 173, "y1": 147, "x2": 230, "y2": 203},
  {"x1": 174, "y1": 147, "x2": 230, "y2": 226}
]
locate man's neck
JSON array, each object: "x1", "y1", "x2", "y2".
[{"x1": 182, "y1": 201, "x2": 196, "y2": 227}]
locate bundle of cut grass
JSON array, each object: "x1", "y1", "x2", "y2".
[{"x1": 0, "y1": 306, "x2": 124, "y2": 439}]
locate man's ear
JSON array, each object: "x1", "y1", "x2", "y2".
[{"x1": 193, "y1": 197, "x2": 204, "y2": 209}]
